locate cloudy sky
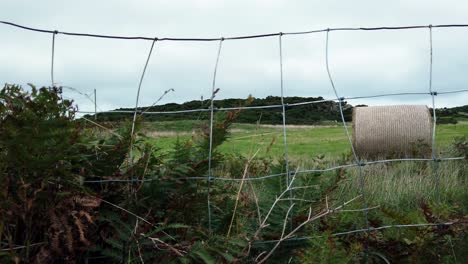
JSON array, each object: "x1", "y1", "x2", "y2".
[{"x1": 1, "y1": 0, "x2": 467, "y2": 113}]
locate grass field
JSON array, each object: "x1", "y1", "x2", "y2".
[
  {"x1": 143, "y1": 120, "x2": 468, "y2": 160},
  {"x1": 142, "y1": 120, "x2": 467, "y2": 209}
]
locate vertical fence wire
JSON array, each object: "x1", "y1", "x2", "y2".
[
  {"x1": 207, "y1": 39, "x2": 224, "y2": 232},
  {"x1": 94, "y1": 88, "x2": 97, "y2": 120},
  {"x1": 51, "y1": 31, "x2": 58, "y2": 87},
  {"x1": 278, "y1": 33, "x2": 294, "y2": 230},
  {"x1": 427, "y1": 25, "x2": 441, "y2": 204},
  {"x1": 325, "y1": 29, "x2": 370, "y2": 230},
  {"x1": 129, "y1": 38, "x2": 157, "y2": 194}
]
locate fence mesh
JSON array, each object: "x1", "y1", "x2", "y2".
[{"x1": 1, "y1": 20, "x2": 467, "y2": 244}]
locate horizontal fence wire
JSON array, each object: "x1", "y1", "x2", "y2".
[
  {"x1": 2, "y1": 21, "x2": 468, "y2": 42},
  {"x1": 254, "y1": 222, "x2": 459, "y2": 245},
  {"x1": 82, "y1": 156, "x2": 465, "y2": 183},
  {"x1": 75, "y1": 89, "x2": 468, "y2": 115}
]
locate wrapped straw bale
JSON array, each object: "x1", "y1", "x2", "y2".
[{"x1": 352, "y1": 105, "x2": 432, "y2": 159}]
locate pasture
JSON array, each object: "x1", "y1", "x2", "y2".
[
  {"x1": 144, "y1": 120, "x2": 467, "y2": 211},
  {"x1": 143, "y1": 120, "x2": 468, "y2": 159}
]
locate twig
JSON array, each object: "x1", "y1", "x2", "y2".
[
  {"x1": 143, "y1": 235, "x2": 185, "y2": 257},
  {"x1": 252, "y1": 168, "x2": 300, "y2": 240},
  {"x1": 140, "y1": 88, "x2": 175, "y2": 115},
  {"x1": 255, "y1": 251, "x2": 267, "y2": 263},
  {"x1": 81, "y1": 116, "x2": 123, "y2": 139},
  {"x1": 278, "y1": 198, "x2": 316, "y2": 204},
  {"x1": 332, "y1": 222, "x2": 456, "y2": 236},
  {"x1": 289, "y1": 185, "x2": 319, "y2": 191},
  {"x1": 325, "y1": 195, "x2": 329, "y2": 211},
  {"x1": 281, "y1": 204, "x2": 296, "y2": 238},
  {"x1": 247, "y1": 112, "x2": 265, "y2": 228},
  {"x1": 447, "y1": 235, "x2": 457, "y2": 263},
  {"x1": 338, "y1": 205, "x2": 380, "y2": 213},
  {"x1": 1, "y1": 242, "x2": 46, "y2": 251},
  {"x1": 135, "y1": 146, "x2": 154, "y2": 193},
  {"x1": 62, "y1": 85, "x2": 103, "y2": 112},
  {"x1": 226, "y1": 149, "x2": 260, "y2": 240},
  {"x1": 134, "y1": 219, "x2": 145, "y2": 264},
  {"x1": 249, "y1": 180, "x2": 262, "y2": 227},
  {"x1": 101, "y1": 199, "x2": 153, "y2": 226},
  {"x1": 256, "y1": 195, "x2": 363, "y2": 263}
]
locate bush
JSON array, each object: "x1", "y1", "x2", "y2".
[
  {"x1": 0, "y1": 84, "x2": 101, "y2": 262},
  {"x1": 0, "y1": 84, "x2": 252, "y2": 263},
  {"x1": 438, "y1": 117, "x2": 458, "y2": 125}
]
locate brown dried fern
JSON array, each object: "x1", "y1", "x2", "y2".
[{"x1": 34, "y1": 194, "x2": 101, "y2": 263}]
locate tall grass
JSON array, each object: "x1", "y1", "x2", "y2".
[{"x1": 334, "y1": 160, "x2": 467, "y2": 211}]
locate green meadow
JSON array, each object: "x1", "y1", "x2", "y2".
[
  {"x1": 143, "y1": 120, "x2": 467, "y2": 214},
  {"x1": 143, "y1": 120, "x2": 468, "y2": 160}
]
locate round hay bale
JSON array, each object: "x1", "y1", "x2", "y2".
[{"x1": 352, "y1": 105, "x2": 432, "y2": 159}]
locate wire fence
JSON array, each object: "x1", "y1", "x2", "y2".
[{"x1": 1, "y1": 21, "x2": 467, "y2": 243}]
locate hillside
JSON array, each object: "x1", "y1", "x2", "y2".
[{"x1": 87, "y1": 96, "x2": 467, "y2": 125}]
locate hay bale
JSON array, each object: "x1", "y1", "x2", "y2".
[{"x1": 352, "y1": 105, "x2": 432, "y2": 159}]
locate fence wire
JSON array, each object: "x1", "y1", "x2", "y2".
[
  {"x1": 278, "y1": 33, "x2": 294, "y2": 231},
  {"x1": 2, "y1": 20, "x2": 467, "y2": 246},
  {"x1": 2, "y1": 20, "x2": 468, "y2": 41},
  {"x1": 75, "y1": 89, "x2": 468, "y2": 115},
  {"x1": 50, "y1": 31, "x2": 57, "y2": 87},
  {"x1": 129, "y1": 38, "x2": 157, "y2": 195},
  {"x1": 207, "y1": 39, "x2": 224, "y2": 232},
  {"x1": 255, "y1": 221, "x2": 458, "y2": 245},
  {"x1": 427, "y1": 25, "x2": 442, "y2": 204},
  {"x1": 82, "y1": 156, "x2": 464, "y2": 183},
  {"x1": 325, "y1": 29, "x2": 371, "y2": 232}
]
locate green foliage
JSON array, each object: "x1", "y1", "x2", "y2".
[
  {"x1": 0, "y1": 84, "x2": 101, "y2": 262},
  {"x1": 0, "y1": 84, "x2": 251, "y2": 263},
  {"x1": 1, "y1": 84, "x2": 466, "y2": 263},
  {"x1": 436, "y1": 105, "x2": 468, "y2": 123},
  {"x1": 437, "y1": 117, "x2": 458, "y2": 124},
  {"x1": 0, "y1": 84, "x2": 79, "y2": 187},
  {"x1": 300, "y1": 234, "x2": 359, "y2": 263}
]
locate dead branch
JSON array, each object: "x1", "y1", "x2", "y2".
[
  {"x1": 226, "y1": 149, "x2": 260, "y2": 240},
  {"x1": 256, "y1": 195, "x2": 363, "y2": 263},
  {"x1": 143, "y1": 235, "x2": 185, "y2": 257}
]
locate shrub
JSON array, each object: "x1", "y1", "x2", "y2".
[{"x1": 0, "y1": 84, "x2": 101, "y2": 262}]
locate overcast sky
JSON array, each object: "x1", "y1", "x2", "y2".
[{"x1": 1, "y1": 0, "x2": 467, "y2": 113}]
